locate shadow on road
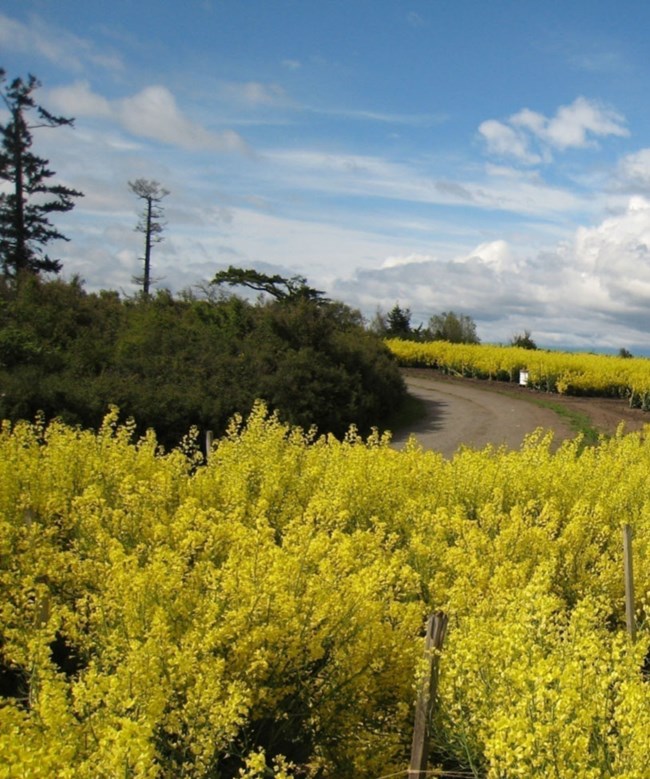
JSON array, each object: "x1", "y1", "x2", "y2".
[{"x1": 390, "y1": 392, "x2": 448, "y2": 446}]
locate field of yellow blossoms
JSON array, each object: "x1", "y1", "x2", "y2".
[
  {"x1": 2, "y1": 403, "x2": 650, "y2": 777},
  {"x1": 386, "y1": 338, "x2": 650, "y2": 408}
]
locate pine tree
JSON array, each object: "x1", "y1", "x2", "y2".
[
  {"x1": 0, "y1": 70, "x2": 83, "y2": 279},
  {"x1": 386, "y1": 303, "x2": 413, "y2": 338}
]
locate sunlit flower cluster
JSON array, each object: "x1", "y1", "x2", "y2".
[{"x1": 2, "y1": 405, "x2": 650, "y2": 776}]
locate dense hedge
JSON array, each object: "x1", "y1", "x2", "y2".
[{"x1": 0, "y1": 277, "x2": 405, "y2": 446}]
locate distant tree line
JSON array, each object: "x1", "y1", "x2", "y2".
[
  {"x1": 376, "y1": 305, "x2": 547, "y2": 351},
  {"x1": 375, "y1": 303, "x2": 482, "y2": 344}
]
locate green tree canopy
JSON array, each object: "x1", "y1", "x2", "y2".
[
  {"x1": 427, "y1": 311, "x2": 480, "y2": 344},
  {"x1": 372, "y1": 303, "x2": 426, "y2": 340},
  {"x1": 0, "y1": 70, "x2": 83, "y2": 279},
  {"x1": 511, "y1": 330, "x2": 538, "y2": 350},
  {"x1": 385, "y1": 303, "x2": 413, "y2": 339},
  {"x1": 212, "y1": 266, "x2": 327, "y2": 303},
  {"x1": 0, "y1": 277, "x2": 405, "y2": 447}
]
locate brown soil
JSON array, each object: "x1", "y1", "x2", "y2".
[{"x1": 390, "y1": 368, "x2": 649, "y2": 458}]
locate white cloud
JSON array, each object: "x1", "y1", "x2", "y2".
[
  {"x1": 0, "y1": 12, "x2": 123, "y2": 72},
  {"x1": 119, "y1": 86, "x2": 247, "y2": 152},
  {"x1": 510, "y1": 108, "x2": 547, "y2": 136},
  {"x1": 458, "y1": 239, "x2": 519, "y2": 273},
  {"x1": 542, "y1": 97, "x2": 628, "y2": 149},
  {"x1": 572, "y1": 196, "x2": 650, "y2": 280},
  {"x1": 478, "y1": 119, "x2": 541, "y2": 164},
  {"x1": 382, "y1": 253, "x2": 434, "y2": 269},
  {"x1": 480, "y1": 97, "x2": 628, "y2": 163},
  {"x1": 47, "y1": 82, "x2": 248, "y2": 153},
  {"x1": 47, "y1": 81, "x2": 112, "y2": 118},
  {"x1": 617, "y1": 148, "x2": 650, "y2": 192}
]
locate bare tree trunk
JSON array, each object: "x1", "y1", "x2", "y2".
[{"x1": 143, "y1": 198, "x2": 153, "y2": 296}]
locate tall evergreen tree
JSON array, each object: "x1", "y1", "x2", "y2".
[
  {"x1": 385, "y1": 303, "x2": 413, "y2": 338},
  {"x1": 0, "y1": 71, "x2": 83, "y2": 279}
]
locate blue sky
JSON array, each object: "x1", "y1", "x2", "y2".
[{"x1": 3, "y1": 1, "x2": 650, "y2": 350}]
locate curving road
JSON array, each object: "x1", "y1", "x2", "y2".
[{"x1": 390, "y1": 372, "x2": 576, "y2": 457}]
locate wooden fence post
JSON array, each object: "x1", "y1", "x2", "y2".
[
  {"x1": 205, "y1": 430, "x2": 214, "y2": 464},
  {"x1": 408, "y1": 611, "x2": 448, "y2": 779},
  {"x1": 623, "y1": 524, "x2": 636, "y2": 642}
]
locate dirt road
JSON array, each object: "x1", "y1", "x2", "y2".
[{"x1": 391, "y1": 368, "x2": 649, "y2": 458}]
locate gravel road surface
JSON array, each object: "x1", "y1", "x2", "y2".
[{"x1": 391, "y1": 369, "x2": 648, "y2": 458}]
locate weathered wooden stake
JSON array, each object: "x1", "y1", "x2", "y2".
[
  {"x1": 205, "y1": 430, "x2": 214, "y2": 463},
  {"x1": 408, "y1": 611, "x2": 448, "y2": 779},
  {"x1": 623, "y1": 524, "x2": 636, "y2": 642}
]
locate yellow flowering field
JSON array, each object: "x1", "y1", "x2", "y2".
[
  {"x1": 386, "y1": 338, "x2": 650, "y2": 407},
  {"x1": 2, "y1": 405, "x2": 650, "y2": 777}
]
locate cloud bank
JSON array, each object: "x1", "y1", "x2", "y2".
[{"x1": 331, "y1": 195, "x2": 650, "y2": 351}]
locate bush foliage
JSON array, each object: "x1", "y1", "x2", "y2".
[{"x1": 0, "y1": 276, "x2": 405, "y2": 446}]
